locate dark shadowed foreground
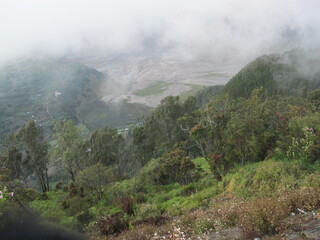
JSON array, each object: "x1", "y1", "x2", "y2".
[{"x1": 0, "y1": 207, "x2": 84, "y2": 240}]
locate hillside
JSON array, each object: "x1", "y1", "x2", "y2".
[
  {"x1": 0, "y1": 58, "x2": 101, "y2": 137},
  {"x1": 3, "y1": 50, "x2": 320, "y2": 240},
  {"x1": 223, "y1": 49, "x2": 320, "y2": 98},
  {"x1": 0, "y1": 57, "x2": 150, "y2": 139},
  {"x1": 69, "y1": 51, "x2": 243, "y2": 107}
]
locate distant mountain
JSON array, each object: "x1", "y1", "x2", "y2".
[
  {"x1": 69, "y1": 51, "x2": 242, "y2": 107},
  {"x1": 0, "y1": 57, "x2": 149, "y2": 139},
  {"x1": 3, "y1": 48, "x2": 318, "y2": 139},
  {"x1": 223, "y1": 49, "x2": 320, "y2": 98}
]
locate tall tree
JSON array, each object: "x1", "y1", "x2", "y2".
[
  {"x1": 52, "y1": 120, "x2": 83, "y2": 181},
  {"x1": 4, "y1": 134, "x2": 23, "y2": 181},
  {"x1": 133, "y1": 96, "x2": 197, "y2": 165},
  {"x1": 16, "y1": 120, "x2": 49, "y2": 192},
  {"x1": 87, "y1": 127, "x2": 123, "y2": 166}
]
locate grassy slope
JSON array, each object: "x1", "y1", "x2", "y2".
[
  {"x1": 29, "y1": 192, "x2": 76, "y2": 229},
  {"x1": 196, "y1": 72, "x2": 227, "y2": 78},
  {"x1": 134, "y1": 81, "x2": 172, "y2": 97},
  {"x1": 179, "y1": 84, "x2": 205, "y2": 102},
  {"x1": 29, "y1": 156, "x2": 320, "y2": 238}
]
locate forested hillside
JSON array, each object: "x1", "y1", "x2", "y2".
[
  {"x1": 0, "y1": 58, "x2": 106, "y2": 139},
  {"x1": 2, "y1": 50, "x2": 320, "y2": 239},
  {"x1": 223, "y1": 48, "x2": 320, "y2": 98},
  {"x1": 0, "y1": 58, "x2": 150, "y2": 141}
]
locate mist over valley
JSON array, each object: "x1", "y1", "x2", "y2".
[{"x1": 2, "y1": 1, "x2": 320, "y2": 240}]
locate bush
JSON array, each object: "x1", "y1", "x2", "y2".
[
  {"x1": 136, "y1": 149, "x2": 200, "y2": 186},
  {"x1": 237, "y1": 198, "x2": 289, "y2": 234},
  {"x1": 252, "y1": 161, "x2": 302, "y2": 196},
  {"x1": 305, "y1": 144, "x2": 320, "y2": 163},
  {"x1": 14, "y1": 187, "x2": 40, "y2": 202},
  {"x1": 76, "y1": 163, "x2": 114, "y2": 201},
  {"x1": 54, "y1": 182, "x2": 68, "y2": 192},
  {"x1": 62, "y1": 196, "x2": 90, "y2": 216},
  {"x1": 135, "y1": 203, "x2": 161, "y2": 221},
  {"x1": 117, "y1": 196, "x2": 134, "y2": 215},
  {"x1": 76, "y1": 210, "x2": 94, "y2": 230},
  {"x1": 98, "y1": 213, "x2": 128, "y2": 235},
  {"x1": 224, "y1": 160, "x2": 307, "y2": 198},
  {"x1": 201, "y1": 187, "x2": 320, "y2": 236},
  {"x1": 180, "y1": 184, "x2": 197, "y2": 196}
]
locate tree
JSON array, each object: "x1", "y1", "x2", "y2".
[
  {"x1": 137, "y1": 148, "x2": 199, "y2": 185},
  {"x1": 76, "y1": 163, "x2": 114, "y2": 201},
  {"x1": 52, "y1": 120, "x2": 83, "y2": 181},
  {"x1": 16, "y1": 120, "x2": 49, "y2": 192},
  {"x1": 87, "y1": 127, "x2": 123, "y2": 167},
  {"x1": 188, "y1": 95, "x2": 233, "y2": 156},
  {"x1": 132, "y1": 126, "x2": 156, "y2": 165},
  {"x1": 133, "y1": 96, "x2": 197, "y2": 166},
  {"x1": 6, "y1": 147, "x2": 22, "y2": 180},
  {"x1": 155, "y1": 96, "x2": 185, "y2": 148}
]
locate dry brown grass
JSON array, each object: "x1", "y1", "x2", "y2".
[
  {"x1": 90, "y1": 188, "x2": 320, "y2": 239},
  {"x1": 194, "y1": 188, "x2": 320, "y2": 237}
]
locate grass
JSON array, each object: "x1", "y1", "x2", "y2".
[
  {"x1": 134, "y1": 81, "x2": 172, "y2": 97},
  {"x1": 192, "y1": 157, "x2": 211, "y2": 174},
  {"x1": 29, "y1": 191, "x2": 77, "y2": 229},
  {"x1": 196, "y1": 72, "x2": 227, "y2": 78},
  {"x1": 28, "y1": 157, "x2": 320, "y2": 238},
  {"x1": 140, "y1": 181, "x2": 218, "y2": 216},
  {"x1": 179, "y1": 84, "x2": 205, "y2": 101},
  {"x1": 220, "y1": 158, "x2": 320, "y2": 199}
]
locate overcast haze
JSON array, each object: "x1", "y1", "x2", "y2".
[{"x1": 1, "y1": 0, "x2": 320, "y2": 63}]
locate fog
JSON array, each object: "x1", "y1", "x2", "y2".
[{"x1": 1, "y1": 0, "x2": 320, "y2": 64}]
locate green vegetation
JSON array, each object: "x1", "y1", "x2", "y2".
[
  {"x1": 0, "y1": 58, "x2": 103, "y2": 139},
  {"x1": 179, "y1": 84, "x2": 205, "y2": 102},
  {"x1": 196, "y1": 72, "x2": 227, "y2": 78},
  {"x1": 29, "y1": 192, "x2": 76, "y2": 228},
  {"x1": 79, "y1": 101, "x2": 150, "y2": 130},
  {"x1": 3, "y1": 49, "x2": 320, "y2": 239},
  {"x1": 222, "y1": 50, "x2": 320, "y2": 99},
  {"x1": 223, "y1": 55, "x2": 278, "y2": 98},
  {"x1": 0, "y1": 58, "x2": 151, "y2": 141},
  {"x1": 195, "y1": 85, "x2": 224, "y2": 106},
  {"x1": 134, "y1": 81, "x2": 172, "y2": 96}
]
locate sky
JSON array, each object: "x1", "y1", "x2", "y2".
[{"x1": 1, "y1": 0, "x2": 320, "y2": 63}]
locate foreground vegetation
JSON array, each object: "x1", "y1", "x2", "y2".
[{"x1": 2, "y1": 50, "x2": 320, "y2": 239}]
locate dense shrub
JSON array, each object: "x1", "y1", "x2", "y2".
[
  {"x1": 76, "y1": 210, "x2": 94, "y2": 230},
  {"x1": 98, "y1": 213, "x2": 128, "y2": 235},
  {"x1": 200, "y1": 188, "x2": 320, "y2": 235},
  {"x1": 136, "y1": 149, "x2": 200, "y2": 186},
  {"x1": 61, "y1": 196, "x2": 90, "y2": 216},
  {"x1": 76, "y1": 163, "x2": 114, "y2": 201},
  {"x1": 117, "y1": 196, "x2": 134, "y2": 215},
  {"x1": 224, "y1": 160, "x2": 308, "y2": 198},
  {"x1": 14, "y1": 187, "x2": 40, "y2": 202}
]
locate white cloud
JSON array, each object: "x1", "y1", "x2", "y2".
[{"x1": 1, "y1": 0, "x2": 320, "y2": 63}]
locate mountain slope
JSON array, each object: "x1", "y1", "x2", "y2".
[
  {"x1": 223, "y1": 49, "x2": 320, "y2": 98},
  {"x1": 69, "y1": 51, "x2": 242, "y2": 107},
  {"x1": 0, "y1": 57, "x2": 150, "y2": 139}
]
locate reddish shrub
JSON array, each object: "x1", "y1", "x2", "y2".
[
  {"x1": 99, "y1": 213, "x2": 128, "y2": 235},
  {"x1": 117, "y1": 196, "x2": 134, "y2": 215}
]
